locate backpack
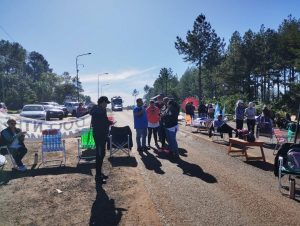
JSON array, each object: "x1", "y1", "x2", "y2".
[{"x1": 246, "y1": 132, "x2": 255, "y2": 142}]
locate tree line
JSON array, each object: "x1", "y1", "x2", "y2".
[
  {"x1": 144, "y1": 14, "x2": 300, "y2": 115},
  {"x1": 0, "y1": 40, "x2": 90, "y2": 110}
]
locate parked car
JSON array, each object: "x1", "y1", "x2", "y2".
[
  {"x1": 64, "y1": 102, "x2": 80, "y2": 116},
  {"x1": 43, "y1": 105, "x2": 64, "y2": 120},
  {"x1": 20, "y1": 104, "x2": 47, "y2": 120},
  {"x1": 39, "y1": 102, "x2": 68, "y2": 117},
  {"x1": 0, "y1": 102, "x2": 7, "y2": 113}
]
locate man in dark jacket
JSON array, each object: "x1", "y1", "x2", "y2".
[
  {"x1": 1, "y1": 119, "x2": 27, "y2": 171},
  {"x1": 90, "y1": 96, "x2": 112, "y2": 183},
  {"x1": 163, "y1": 100, "x2": 180, "y2": 158}
]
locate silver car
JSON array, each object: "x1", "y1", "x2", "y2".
[{"x1": 20, "y1": 104, "x2": 47, "y2": 120}]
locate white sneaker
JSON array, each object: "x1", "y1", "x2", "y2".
[{"x1": 17, "y1": 165, "x2": 27, "y2": 172}]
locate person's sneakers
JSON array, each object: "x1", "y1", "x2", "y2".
[
  {"x1": 17, "y1": 165, "x2": 27, "y2": 172},
  {"x1": 101, "y1": 173, "x2": 108, "y2": 179},
  {"x1": 208, "y1": 132, "x2": 212, "y2": 138},
  {"x1": 95, "y1": 175, "x2": 106, "y2": 184}
]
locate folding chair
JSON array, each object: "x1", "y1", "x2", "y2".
[
  {"x1": 0, "y1": 154, "x2": 6, "y2": 171},
  {"x1": 77, "y1": 128, "x2": 96, "y2": 164},
  {"x1": 109, "y1": 126, "x2": 133, "y2": 157},
  {"x1": 41, "y1": 129, "x2": 66, "y2": 166},
  {"x1": 0, "y1": 145, "x2": 18, "y2": 169},
  {"x1": 273, "y1": 128, "x2": 287, "y2": 155},
  {"x1": 278, "y1": 148, "x2": 300, "y2": 199}
]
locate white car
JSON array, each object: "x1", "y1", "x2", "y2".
[{"x1": 20, "y1": 104, "x2": 47, "y2": 120}]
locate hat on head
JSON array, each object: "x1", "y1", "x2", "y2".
[{"x1": 98, "y1": 96, "x2": 111, "y2": 104}]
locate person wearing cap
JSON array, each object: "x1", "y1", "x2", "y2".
[
  {"x1": 235, "y1": 100, "x2": 245, "y2": 130},
  {"x1": 162, "y1": 99, "x2": 180, "y2": 158},
  {"x1": 133, "y1": 98, "x2": 148, "y2": 152},
  {"x1": 209, "y1": 114, "x2": 237, "y2": 138},
  {"x1": 90, "y1": 96, "x2": 112, "y2": 183},
  {"x1": 159, "y1": 97, "x2": 169, "y2": 151},
  {"x1": 1, "y1": 119, "x2": 27, "y2": 171}
]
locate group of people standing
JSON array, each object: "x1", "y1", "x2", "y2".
[{"x1": 133, "y1": 96, "x2": 180, "y2": 159}]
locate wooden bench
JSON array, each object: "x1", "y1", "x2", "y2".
[{"x1": 228, "y1": 138, "x2": 266, "y2": 162}]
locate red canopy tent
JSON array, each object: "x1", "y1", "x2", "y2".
[{"x1": 181, "y1": 97, "x2": 199, "y2": 112}]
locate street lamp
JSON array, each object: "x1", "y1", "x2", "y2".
[
  {"x1": 98, "y1": 73, "x2": 109, "y2": 99},
  {"x1": 76, "y1": 52, "x2": 92, "y2": 102},
  {"x1": 101, "y1": 83, "x2": 110, "y2": 96}
]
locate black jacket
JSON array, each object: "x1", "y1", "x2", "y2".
[
  {"x1": 90, "y1": 105, "x2": 110, "y2": 135},
  {"x1": 163, "y1": 105, "x2": 179, "y2": 128}
]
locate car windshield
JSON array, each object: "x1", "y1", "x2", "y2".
[
  {"x1": 43, "y1": 105, "x2": 56, "y2": 110},
  {"x1": 112, "y1": 99, "x2": 122, "y2": 104},
  {"x1": 23, "y1": 106, "x2": 44, "y2": 111}
]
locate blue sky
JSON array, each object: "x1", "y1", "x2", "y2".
[{"x1": 1, "y1": 0, "x2": 300, "y2": 106}]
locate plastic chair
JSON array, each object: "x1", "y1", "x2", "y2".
[
  {"x1": 77, "y1": 128, "x2": 96, "y2": 164},
  {"x1": 41, "y1": 129, "x2": 66, "y2": 166},
  {"x1": 278, "y1": 148, "x2": 300, "y2": 199},
  {"x1": 273, "y1": 128, "x2": 288, "y2": 155},
  {"x1": 109, "y1": 126, "x2": 133, "y2": 157}
]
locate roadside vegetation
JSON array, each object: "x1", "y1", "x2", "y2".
[{"x1": 143, "y1": 14, "x2": 300, "y2": 116}]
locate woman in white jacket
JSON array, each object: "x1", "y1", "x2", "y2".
[{"x1": 245, "y1": 102, "x2": 256, "y2": 134}]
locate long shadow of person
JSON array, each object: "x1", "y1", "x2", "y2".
[
  {"x1": 174, "y1": 158, "x2": 217, "y2": 183},
  {"x1": 90, "y1": 185, "x2": 127, "y2": 226},
  {"x1": 139, "y1": 149, "x2": 165, "y2": 175}
]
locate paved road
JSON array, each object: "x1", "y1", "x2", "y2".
[{"x1": 113, "y1": 110, "x2": 300, "y2": 226}]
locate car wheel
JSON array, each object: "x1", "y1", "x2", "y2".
[{"x1": 59, "y1": 117, "x2": 63, "y2": 120}]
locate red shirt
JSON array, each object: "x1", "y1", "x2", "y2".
[{"x1": 146, "y1": 106, "x2": 160, "y2": 123}]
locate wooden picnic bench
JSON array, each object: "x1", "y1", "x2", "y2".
[{"x1": 228, "y1": 138, "x2": 266, "y2": 162}]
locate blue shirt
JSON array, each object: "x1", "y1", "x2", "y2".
[{"x1": 133, "y1": 106, "x2": 148, "y2": 129}]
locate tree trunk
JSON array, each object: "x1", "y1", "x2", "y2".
[{"x1": 198, "y1": 59, "x2": 202, "y2": 99}]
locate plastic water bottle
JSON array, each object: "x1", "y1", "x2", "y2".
[{"x1": 34, "y1": 153, "x2": 38, "y2": 165}]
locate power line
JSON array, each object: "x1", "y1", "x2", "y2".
[{"x1": 0, "y1": 25, "x2": 15, "y2": 42}]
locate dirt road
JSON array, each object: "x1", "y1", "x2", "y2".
[{"x1": 1, "y1": 110, "x2": 300, "y2": 225}]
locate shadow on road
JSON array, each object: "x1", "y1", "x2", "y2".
[
  {"x1": 174, "y1": 158, "x2": 217, "y2": 183},
  {"x1": 138, "y1": 149, "x2": 165, "y2": 174},
  {"x1": 153, "y1": 148, "x2": 217, "y2": 183},
  {"x1": 245, "y1": 160, "x2": 274, "y2": 171},
  {"x1": 90, "y1": 185, "x2": 126, "y2": 226},
  {"x1": 0, "y1": 164, "x2": 94, "y2": 185},
  {"x1": 108, "y1": 156, "x2": 138, "y2": 167}
]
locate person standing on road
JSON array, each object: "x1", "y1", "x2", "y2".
[
  {"x1": 245, "y1": 102, "x2": 256, "y2": 134},
  {"x1": 90, "y1": 96, "x2": 112, "y2": 183},
  {"x1": 133, "y1": 98, "x2": 148, "y2": 152},
  {"x1": 163, "y1": 99, "x2": 180, "y2": 158},
  {"x1": 235, "y1": 100, "x2": 245, "y2": 130},
  {"x1": 146, "y1": 100, "x2": 160, "y2": 148},
  {"x1": 155, "y1": 95, "x2": 164, "y2": 141},
  {"x1": 159, "y1": 97, "x2": 169, "y2": 151},
  {"x1": 1, "y1": 119, "x2": 27, "y2": 171}
]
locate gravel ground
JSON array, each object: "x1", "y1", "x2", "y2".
[{"x1": 116, "y1": 110, "x2": 300, "y2": 226}]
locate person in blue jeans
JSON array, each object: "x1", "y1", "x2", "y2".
[
  {"x1": 133, "y1": 98, "x2": 148, "y2": 152},
  {"x1": 163, "y1": 100, "x2": 180, "y2": 158}
]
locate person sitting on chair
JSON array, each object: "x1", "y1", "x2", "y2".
[
  {"x1": 1, "y1": 119, "x2": 27, "y2": 171},
  {"x1": 209, "y1": 114, "x2": 236, "y2": 138}
]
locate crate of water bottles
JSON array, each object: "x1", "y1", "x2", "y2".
[{"x1": 42, "y1": 129, "x2": 63, "y2": 152}]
